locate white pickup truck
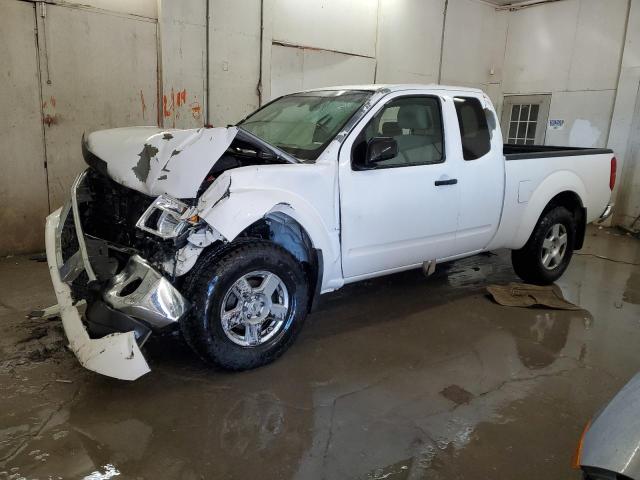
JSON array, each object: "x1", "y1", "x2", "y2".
[{"x1": 45, "y1": 84, "x2": 616, "y2": 380}]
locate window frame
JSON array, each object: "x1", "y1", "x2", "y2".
[
  {"x1": 500, "y1": 94, "x2": 551, "y2": 146},
  {"x1": 453, "y1": 96, "x2": 491, "y2": 161},
  {"x1": 506, "y1": 103, "x2": 539, "y2": 145},
  {"x1": 350, "y1": 94, "x2": 446, "y2": 171}
]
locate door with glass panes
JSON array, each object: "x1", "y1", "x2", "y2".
[{"x1": 501, "y1": 95, "x2": 551, "y2": 145}]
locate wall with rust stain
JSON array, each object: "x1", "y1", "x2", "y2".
[
  {"x1": 208, "y1": 0, "x2": 262, "y2": 127},
  {"x1": 159, "y1": 0, "x2": 207, "y2": 129},
  {"x1": 37, "y1": 4, "x2": 158, "y2": 211},
  {"x1": 0, "y1": 0, "x2": 50, "y2": 255},
  {"x1": 0, "y1": 1, "x2": 158, "y2": 255}
]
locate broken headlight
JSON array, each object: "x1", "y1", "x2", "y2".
[{"x1": 136, "y1": 194, "x2": 199, "y2": 240}]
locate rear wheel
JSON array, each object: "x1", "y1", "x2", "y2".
[
  {"x1": 582, "y1": 467, "x2": 627, "y2": 480},
  {"x1": 181, "y1": 241, "x2": 309, "y2": 370},
  {"x1": 511, "y1": 206, "x2": 575, "y2": 285}
]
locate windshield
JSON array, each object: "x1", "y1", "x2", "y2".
[{"x1": 238, "y1": 90, "x2": 372, "y2": 161}]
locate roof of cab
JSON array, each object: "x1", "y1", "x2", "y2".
[{"x1": 300, "y1": 84, "x2": 485, "y2": 94}]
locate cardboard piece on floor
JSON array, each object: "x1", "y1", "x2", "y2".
[{"x1": 486, "y1": 282, "x2": 581, "y2": 310}]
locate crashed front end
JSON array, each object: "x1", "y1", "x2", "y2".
[
  {"x1": 46, "y1": 117, "x2": 312, "y2": 379},
  {"x1": 45, "y1": 168, "x2": 198, "y2": 380}
]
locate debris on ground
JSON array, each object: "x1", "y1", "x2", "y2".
[
  {"x1": 27, "y1": 304, "x2": 61, "y2": 320},
  {"x1": 16, "y1": 325, "x2": 49, "y2": 343},
  {"x1": 1, "y1": 318, "x2": 67, "y2": 370},
  {"x1": 440, "y1": 384, "x2": 474, "y2": 406},
  {"x1": 29, "y1": 253, "x2": 47, "y2": 262},
  {"x1": 486, "y1": 283, "x2": 580, "y2": 310}
]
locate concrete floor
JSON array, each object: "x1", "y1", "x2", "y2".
[{"x1": 0, "y1": 226, "x2": 639, "y2": 480}]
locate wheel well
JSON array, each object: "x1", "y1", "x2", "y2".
[
  {"x1": 542, "y1": 191, "x2": 586, "y2": 250},
  {"x1": 238, "y1": 212, "x2": 322, "y2": 311}
]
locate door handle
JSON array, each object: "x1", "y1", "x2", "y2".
[{"x1": 434, "y1": 178, "x2": 458, "y2": 186}]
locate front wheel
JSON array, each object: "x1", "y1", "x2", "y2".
[
  {"x1": 511, "y1": 206, "x2": 576, "y2": 285},
  {"x1": 181, "y1": 241, "x2": 309, "y2": 370}
]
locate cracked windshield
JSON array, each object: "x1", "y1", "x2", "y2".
[{"x1": 239, "y1": 90, "x2": 372, "y2": 161}]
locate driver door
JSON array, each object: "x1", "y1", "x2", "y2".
[{"x1": 339, "y1": 93, "x2": 460, "y2": 279}]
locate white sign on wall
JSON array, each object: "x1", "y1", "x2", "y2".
[{"x1": 549, "y1": 119, "x2": 565, "y2": 130}]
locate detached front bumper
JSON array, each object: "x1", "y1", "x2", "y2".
[{"x1": 45, "y1": 171, "x2": 190, "y2": 380}]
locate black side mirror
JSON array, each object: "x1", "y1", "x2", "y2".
[{"x1": 365, "y1": 137, "x2": 398, "y2": 166}]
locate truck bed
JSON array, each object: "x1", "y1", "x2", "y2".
[
  {"x1": 504, "y1": 144, "x2": 613, "y2": 160},
  {"x1": 487, "y1": 144, "x2": 614, "y2": 252}
]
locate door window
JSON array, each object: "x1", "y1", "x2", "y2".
[
  {"x1": 352, "y1": 96, "x2": 444, "y2": 169},
  {"x1": 453, "y1": 97, "x2": 491, "y2": 160}
]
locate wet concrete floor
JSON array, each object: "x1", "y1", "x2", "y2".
[{"x1": 1, "y1": 225, "x2": 639, "y2": 480}]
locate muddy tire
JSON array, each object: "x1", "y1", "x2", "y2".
[
  {"x1": 181, "y1": 241, "x2": 309, "y2": 370},
  {"x1": 511, "y1": 206, "x2": 575, "y2": 285}
]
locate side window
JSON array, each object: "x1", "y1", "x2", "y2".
[
  {"x1": 454, "y1": 97, "x2": 490, "y2": 160},
  {"x1": 352, "y1": 96, "x2": 444, "y2": 169}
]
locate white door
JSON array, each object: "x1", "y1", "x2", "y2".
[
  {"x1": 339, "y1": 93, "x2": 460, "y2": 279},
  {"x1": 36, "y1": 4, "x2": 158, "y2": 210},
  {"x1": 451, "y1": 95, "x2": 504, "y2": 253},
  {"x1": 0, "y1": 0, "x2": 49, "y2": 255}
]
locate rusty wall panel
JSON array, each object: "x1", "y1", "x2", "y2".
[
  {"x1": 208, "y1": 0, "x2": 261, "y2": 126},
  {"x1": 0, "y1": 0, "x2": 49, "y2": 255},
  {"x1": 38, "y1": 5, "x2": 158, "y2": 210},
  {"x1": 159, "y1": 0, "x2": 206, "y2": 129}
]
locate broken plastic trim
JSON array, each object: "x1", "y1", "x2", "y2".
[
  {"x1": 45, "y1": 207, "x2": 150, "y2": 381},
  {"x1": 71, "y1": 171, "x2": 98, "y2": 282}
]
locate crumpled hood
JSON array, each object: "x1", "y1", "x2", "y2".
[{"x1": 84, "y1": 126, "x2": 238, "y2": 198}]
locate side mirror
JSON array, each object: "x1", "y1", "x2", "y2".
[{"x1": 365, "y1": 137, "x2": 398, "y2": 166}]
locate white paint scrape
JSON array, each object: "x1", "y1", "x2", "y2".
[{"x1": 569, "y1": 119, "x2": 601, "y2": 148}]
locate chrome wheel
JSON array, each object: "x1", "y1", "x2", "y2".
[
  {"x1": 220, "y1": 270, "x2": 290, "y2": 347},
  {"x1": 541, "y1": 223, "x2": 568, "y2": 270}
]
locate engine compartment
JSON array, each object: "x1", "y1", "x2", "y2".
[
  {"x1": 75, "y1": 129, "x2": 294, "y2": 286},
  {"x1": 196, "y1": 131, "x2": 292, "y2": 196}
]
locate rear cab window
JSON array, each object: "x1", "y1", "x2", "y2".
[{"x1": 454, "y1": 96, "x2": 491, "y2": 160}]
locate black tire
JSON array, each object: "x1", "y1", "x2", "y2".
[
  {"x1": 511, "y1": 206, "x2": 576, "y2": 285},
  {"x1": 582, "y1": 467, "x2": 619, "y2": 480},
  {"x1": 181, "y1": 240, "x2": 309, "y2": 370}
]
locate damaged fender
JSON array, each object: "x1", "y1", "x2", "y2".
[{"x1": 197, "y1": 174, "x2": 342, "y2": 292}]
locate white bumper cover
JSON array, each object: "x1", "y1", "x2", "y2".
[{"x1": 45, "y1": 207, "x2": 150, "y2": 381}]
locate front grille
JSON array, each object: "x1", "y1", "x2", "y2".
[
  {"x1": 60, "y1": 206, "x2": 79, "y2": 264},
  {"x1": 80, "y1": 168, "x2": 154, "y2": 248}
]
